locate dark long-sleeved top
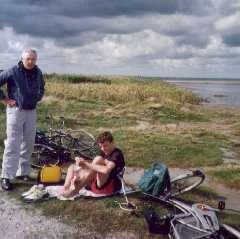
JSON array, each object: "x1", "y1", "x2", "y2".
[{"x1": 0, "y1": 62, "x2": 45, "y2": 110}]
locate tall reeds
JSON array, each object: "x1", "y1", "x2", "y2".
[{"x1": 45, "y1": 75, "x2": 201, "y2": 107}]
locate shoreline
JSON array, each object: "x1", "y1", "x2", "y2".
[
  {"x1": 167, "y1": 80, "x2": 240, "y2": 109},
  {"x1": 203, "y1": 103, "x2": 240, "y2": 111},
  {"x1": 165, "y1": 80, "x2": 240, "y2": 84}
]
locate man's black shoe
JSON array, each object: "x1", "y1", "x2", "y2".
[{"x1": 1, "y1": 178, "x2": 13, "y2": 191}]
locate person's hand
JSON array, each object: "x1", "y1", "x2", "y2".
[
  {"x1": 1, "y1": 98, "x2": 16, "y2": 106},
  {"x1": 78, "y1": 158, "x2": 86, "y2": 167},
  {"x1": 75, "y1": 156, "x2": 85, "y2": 167}
]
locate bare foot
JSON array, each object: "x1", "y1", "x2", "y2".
[{"x1": 60, "y1": 188, "x2": 78, "y2": 198}]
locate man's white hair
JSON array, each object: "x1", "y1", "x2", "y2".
[{"x1": 21, "y1": 48, "x2": 38, "y2": 59}]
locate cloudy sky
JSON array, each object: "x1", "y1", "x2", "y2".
[{"x1": 0, "y1": 0, "x2": 240, "y2": 78}]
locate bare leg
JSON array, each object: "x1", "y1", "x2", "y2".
[
  {"x1": 61, "y1": 166, "x2": 95, "y2": 198},
  {"x1": 63, "y1": 164, "x2": 75, "y2": 190},
  {"x1": 92, "y1": 156, "x2": 110, "y2": 188},
  {"x1": 63, "y1": 159, "x2": 92, "y2": 190}
]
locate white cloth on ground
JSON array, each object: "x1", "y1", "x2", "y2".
[{"x1": 45, "y1": 185, "x2": 134, "y2": 201}]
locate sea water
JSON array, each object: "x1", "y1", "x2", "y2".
[{"x1": 167, "y1": 80, "x2": 240, "y2": 109}]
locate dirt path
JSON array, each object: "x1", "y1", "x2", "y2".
[
  {"x1": 0, "y1": 191, "x2": 79, "y2": 239},
  {"x1": 204, "y1": 177, "x2": 240, "y2": 210},
  {"x1": 0, "y1": 189, "x2": 137, "y2": 239}
]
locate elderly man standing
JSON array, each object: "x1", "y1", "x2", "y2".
[{"x1": 0, "y1": 49, "x2": 45, "y2": 190}]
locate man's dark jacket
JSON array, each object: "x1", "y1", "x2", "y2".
[{"x1": 0, "y1": 62, "x2": 45, "y2": 109}]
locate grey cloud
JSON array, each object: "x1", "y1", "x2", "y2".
[
  {"x1": 17, "y1": 0, "x2": 181, "y2": 17},
  {"x1": 50, "y1": 0, "x2": 213, "y2": 17},
  {"x1": 176, "y1": 0, "x2": 213, "y2": 15},
  {"x1": 0, "y1": 0, "x2": 213, "y2": 36},
  {"x1": 162, "y1": 16, "x2": 215, "y2": 48},
  {"x1": 175, "y1": 33, "x2": 210, "y2": 48},
  {"x1": 51, "y1": 0, "x2": 178, "y2": 17},
  {"x1": 212, "y1": 0, "x2": 240, "y2": 16},
  {"x1": 56, "y1": 31, "x2": 105, "y2": 47}
]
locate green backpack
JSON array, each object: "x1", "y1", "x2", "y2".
[{"x1": 138, "y1": 162, "x2": 171, "y2": 196}]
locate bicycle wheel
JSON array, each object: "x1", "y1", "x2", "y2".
[
  {"x1": 70, "y1": 130, "x2": 99, "y2": 160},
  {"x1": 76, "y1": 130, "x2": 96, "y2": 148},
  {"x1": 72, "y1": 143, "x2": 100, "y2": 160},
  {"x1": 31, "y1": 143, "x2": 59, "y2": 169},
  {"x1": 60, "y1": 130, "x2": 95, "y2": 149},
  {"x1": 169, "y1": 170, "x2": 205, "y2": 197}
]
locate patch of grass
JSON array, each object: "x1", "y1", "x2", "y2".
[
  {"x1": 214, "y1": 111, "x2": 236, "y2": 119},
  {"x1": 178, "y1": 186, "x2": 220, "y2": 204},
  {"x1": 232, "y1": 124, "x2": 240, "y2": 136},
  {"x1": 192, "y1": 129, "x2": 231, "y2": 149},
  {"x1": 82, "y1": 114, "x2": 136, "y2": 128},
  {"x1": 211, "y1": 168, "x2": 240, "y2": 189},
  {"x1": 0, "y1": 103, "x2": 5, "y2": 112},
  {"x1": 37, "y1": 100, "x2": 137, "y2": 131},
  {"x1": 113, "y1": 130, "x2": 224, "y2": 168},
  {"x1": 0, "y1": 111, "x2": 6, "y2": 155},
  {"x1": 151, "y1": 106, "x2": 208, "y2": 123},
  {"x1": 204, "y1": 107, "x2": 237, "y2": 120},
  {"x1": 65, "y1": 99, "x2": 110, "y2": 111},
  {"x1": 219, "y1": 212, "x2": 240, "y2": 230},
  {"x1": 195, "y1": 129, "x2": 229, "y2": 141}
]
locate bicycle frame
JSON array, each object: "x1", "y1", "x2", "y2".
[
  {"x1": 32, "y1": 117, "x2": 97, "y2": 168},
  {"x1": 120, "y1": 168, "x2": 240, "y2": 238},
  {"x1": 168, "y1": 199, "x2": 240, "y2": 239}
]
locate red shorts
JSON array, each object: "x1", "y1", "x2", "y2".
[{"x1": 90, "y1": 177, "x2": 121, "y2": 195}]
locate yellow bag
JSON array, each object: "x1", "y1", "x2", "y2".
[{"x1": 39, "y1": 165, "x2": 62, "y2": 183}]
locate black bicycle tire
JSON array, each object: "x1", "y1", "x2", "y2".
[
  {"x1": 69, "y1": 130, "x2": 98, "y2": 160},
  {"x1": 75, "y1": 129, "x2": 96, "y2": 148},
  {"x1": 56, "y1": 130, "x2": 95, "y2": 150},
  {"x1": 169, "y1": 170, "x2": 205, "y2": 197},
  {"x1": 31, "y1": 143, "x2": 59, "y2": 169}
]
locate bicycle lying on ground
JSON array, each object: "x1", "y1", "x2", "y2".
[
  {"x1": 119, "y1": 164, "x2": 240, "y2": 238},
  {"x1": 119, "y1": 167, "x2": 205, "y2": 212},
  {"x1": 31, "y1": 115, "x2": 98, "y2": 169},
  {"x1": 144, "y1": 197, "x2": 240, "y2": 239}
]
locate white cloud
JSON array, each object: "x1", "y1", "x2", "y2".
[
  {"x1": 98, "y1": 30, "x2": 174, "y2": 59},
  {"x1": 215, "y1": 12, "x2": 240, "y2": 34},
  {"x1": 0, "y1": 27, "x2": 47, "y2": 67}
]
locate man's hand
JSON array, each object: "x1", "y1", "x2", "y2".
[
  {"x1": 1, "y1": 98, "x2": 16, "y2": 106},
  {"x1": 75, "y1": 157, "x2": 86, "y2": 167}
]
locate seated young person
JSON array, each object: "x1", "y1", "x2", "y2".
[{"x1": 60, "y1": 131, "x2": 125, "y2": 198}]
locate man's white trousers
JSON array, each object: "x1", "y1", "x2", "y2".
[{"x1": 1, "y1": 106, "x2": 36, "y2": 179}]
